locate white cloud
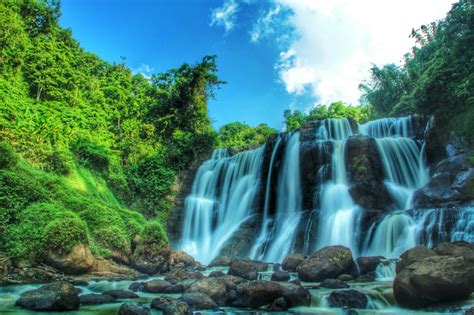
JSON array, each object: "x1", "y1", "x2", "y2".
[
  {"x1": 133, "y1": 64, "x2": 154, "y2": 80},
  {"x1": 254, "y1": 0, "x2": 454, "y2": 107},
  {"x1": 211, "y1": 0, "x2": 239, "y2": 33}
]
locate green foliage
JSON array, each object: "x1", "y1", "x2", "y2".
[
  {"x1": 0, "y1": 142, "x2": 18, "y2": 169},
  {"x1": 43, "y1": 216, "x2": 89, "y2": 253},
  {"x1": 360, "y1": 0, "x2": 474, "y2": 140},
  {"x1": 468, "y1": 155, "x2": 474, "y2": 166},
  {"x1": 127, "y1": 155, "x2": 176, "y2": 218},
  {"x1": 92, "y1": 226, "x2": 130, "y2": 254},
  {"x1": 217, "y1": 122, "x2": 277, "y2": 149},
  {"x1": 139, "y1": 221, "x2": 169, "y2": 253},
  {"x1": 283, "y1": 102, "x2": 371, "y2": 132},
  {"x1": 4, "y1": 202, "x2": 81, "y2": 261}
]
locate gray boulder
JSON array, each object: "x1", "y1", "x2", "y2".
[{"x1": 15, "y1": 281, "x2": 80, "y2": 311}]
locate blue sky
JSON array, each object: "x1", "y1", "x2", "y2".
[{"x1": 60, "y1": 0, "x2": 453, "y2": 129}]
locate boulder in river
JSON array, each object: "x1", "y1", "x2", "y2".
[
  {"x1": 165, "y1": 269, "x2": 204, "y2": 283},
  {"x1": 180, "y1": 292, "x2": 217, "y2": 310},
  {"x1": 46, "y1": 244, "x2": 95, "y2": 275},
  {"x1": 271, "y1": 271, "x2": 290, "y2": 282},
  {"x1": 355, "y1": 256, "x2": 384, "y2": 275},
  {"x1": 282, "y1": 253, "x2": 305, "y2": 272},
  {"x1": 327, "y1": 289, "x2": 368, "y2": 309},
  {"x1": 297, "y1": 245, "x2": 355, "y2": 282},
  {"x1": 393, "y1": 243, "x2": 474, "y2": 308},
  {"x1": 131, "y1": 244, "x2": 171, "y2": 276},
  {"x1": 319, "y1": 279, "x2": 349, "y2": 289},
  {"x1": 151, "y1": 297, "x2": 191, "y2": 315},
  {"x1": 143, "y1": 279, "x2": 173, "y2": 293},
  {"x1": 118, "y1": 301, "x2": 151, "y2": 315},
  {"x1": 186, "y1": 276, "x2": 242, "y2": 305},
  {"x1": 227, "y1": 259, "x2": 258, "y2": 280},
  {"x1": 15, "y1": 281, "x2": 80, "y2": 311}
]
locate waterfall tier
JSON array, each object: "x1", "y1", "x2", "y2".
[{"x1": 179, "y1": 116, "x2": 474, "y2": 263}]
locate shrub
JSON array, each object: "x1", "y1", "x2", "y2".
[
  {"x1": 43, "y1": 149, "x2": 73, "y2": 175},
  {"x1": 79, "y1": 203, "x2": 127, "y2": 231},
  {"x1": 4, "y1": 202, "x2": 79, "y2": 260},
  {"x1": 43, "y1": 216, "x2": 89, "y2": 253},
  {"x1": 93, "y1": 226, "x2": 130, "y2": 254},
  {"x1": 72, "y1": 139, "x2": 110, "y2": 173},
  {"x1": 138, "y1": 221, "x2": 168, "y2": 253}
]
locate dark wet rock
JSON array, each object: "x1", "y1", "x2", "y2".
[
  {"x1": 186, "y1": 276, "x2": 239, "y2": 305},
  {"x1": 46, "y1": 244, "x2": 95, "y2": 275},
  {"x1": 271, "y1": 271, "x2": 290, "y2": 282},
  {"x1": 228, "y1": 259, "x2": 258, "y2": 280},
  {"x1": 396, "y1": 246, "x2": 437, "y2": 273},
  {"x1": 232, "y1": 280, "x2": 284, "y2": 308},
  {"x1": 273, "y1": 263, "x2": 282, "y2": 272},
  {"x1": 15, "y1": 281, "x2": 80, "y2": 311},
  {"x1": 433, "y1": 241, "x2": 474, "y2": 260},
  {"x1": 80, "y1": 293, "x2": 116, "y2": 305},
  {"x1": 70, "y1": 279, "x2": 89, "y2": 286},
  {"x1": 465, "y1": 307, "x2": 474, "y2": 315},
  {"x1": 131, "y1": 245, "x2": 171, "y2": 276},
  {"x1": 209, "y1": 256, "x2": 232, "y2": 267},
  {"x1": 319, "y1": 279, "x2": 350, "y2": 289},
  {"x1": 413, "y1": 153, "x2": 474, "y2": 208},
  {"x1": 232, "y1": 280, "x2": 310, "y2": 308},
  {"x1": 282, "y1": 253, "x2": 305, "y2": 272},
  {"x1": 270, "y1": 297, "x2": 288, "y2": 311},
  {"x1": 129, "y1": 282, "x2": 144, "y2": 292},
  {"x1": 218, "y1": 219, "x2": 259, "y2": 259},
  {"x1": 103, "y1": 290, "x2": 139, "y2": 299},
  {"x1": 180, "y1": 292, "x2": 217, "y2": 310},
  {"x1": 355, "y1": 256, "x2": 384, "y2": 275},
  {"x1": 171, "y1": 251, "x2": 199, "y2": 268},
  {"x1": 338, "y1": 274, "x2": 354, "y2": 281},
  {"x1": 394, "y1": 245, "x2": 474, "y2": 308},
  {"x1": 355, "y1": 273, "x2": 375, "y2": 282},
  {"x1": 327, "y1": 289, "x2": 368, "y2": 309},
  {"x1": 208, "y1": 270, "x2": 226, "y2": 277},
  {"x1": 343, "y1": 307, "x2": 359, "y2": 315},
  {"x1": 118, "y1": 301, "x2": 151, "y2": 315},
  {"x1": 346, "y1": 136, "x2": 392, "y2": 212},
  {"x1": 165, "y1": 269, "x2": 204, "y2": 284},
  {"x1": 297, "y1": 245, "x2": 355, "y2": 282},
  {"x1": 175, "y1": 279, "x2": 198, "y2": 291},
  {"x1": 150, "y1": 297, "x2": 191, "y2": 315},
  {"x1": 279, "y1": 282, "x2": 312, "y2": 306},
  {"x1": 143, "y1": 279, "x2": 172, "y2": 293}
]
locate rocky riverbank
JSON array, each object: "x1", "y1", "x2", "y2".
[{"x1": 2, "y1": 242, "x2": 473, "y2": 314}]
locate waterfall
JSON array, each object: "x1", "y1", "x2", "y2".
[
  {"x1": 314, "y1": 119, "x2": 361, "y2": 253},
  {"x1": 261, "y1": 132, "x2": 302, "y2": 262},
  {"x1": 179, "y1": 147, "x2": 263, "y2": 264},
  {"x1": 250, "y1": 136, "x2": 283, "y2": 260},
  {"x1": 361, "y1": 117, "x2": 428, "y2": 258}
]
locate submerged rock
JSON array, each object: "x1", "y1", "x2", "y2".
[
  {"x1": 394, "y1": 243, "x2": 474, "y2": 308},
  {"x1": 297, "y1": 246, "x2": 355, "y2": 282},
  {"x1": 103, "y1": 290, "x2": 139, "y2": 299},
  {"x1": 319, "y1": 279, "x2": 349, "y2": 289},
  {"x1": 46, "y1": 244, "x2": 95, "y2": 275},
  {"x1": 80, "y1": 293, "x2": 116, "y2": 305},
  {"x1": 118, "y1": 302, "x2": 151, "y2": 315},
  {"x1": 15, "y1": 281, "x2": 80, "y2": 311},
  {"x1": 327, "y1": 289, "x2": 368, "y2": 309},
  {"x1": 282, "y1": 253, "x2": 305, "y2": 272}
]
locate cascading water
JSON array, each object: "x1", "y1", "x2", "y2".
[
  {"x1": 260, "y1": 132, "x2": 302, "y2": 262},
  {"x1": 314, "y1": 119, "x2": 361, "y2": 253},
  {"x1": 361, "y1": 116, "x2": 429, "y2": 258},
  {"x1": 179, "y1": 147, "x2": 263, "y2": 264},
  {"x1": 180, "y1": 115, "x2": 473, "y2": 266}
]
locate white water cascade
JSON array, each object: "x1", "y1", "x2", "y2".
[
  {"x1": 361, "y1": 117, "x2": 429, "y2": 258},
  {"x1": 314, "y1": 119, "x2": 361, "y2": 253},
  {"x1": 260, "y1": 132, "x2": 302, "y2": 262},
  {"x1": 179, "y1": 147, "x2": 263, "y2": 264}
]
